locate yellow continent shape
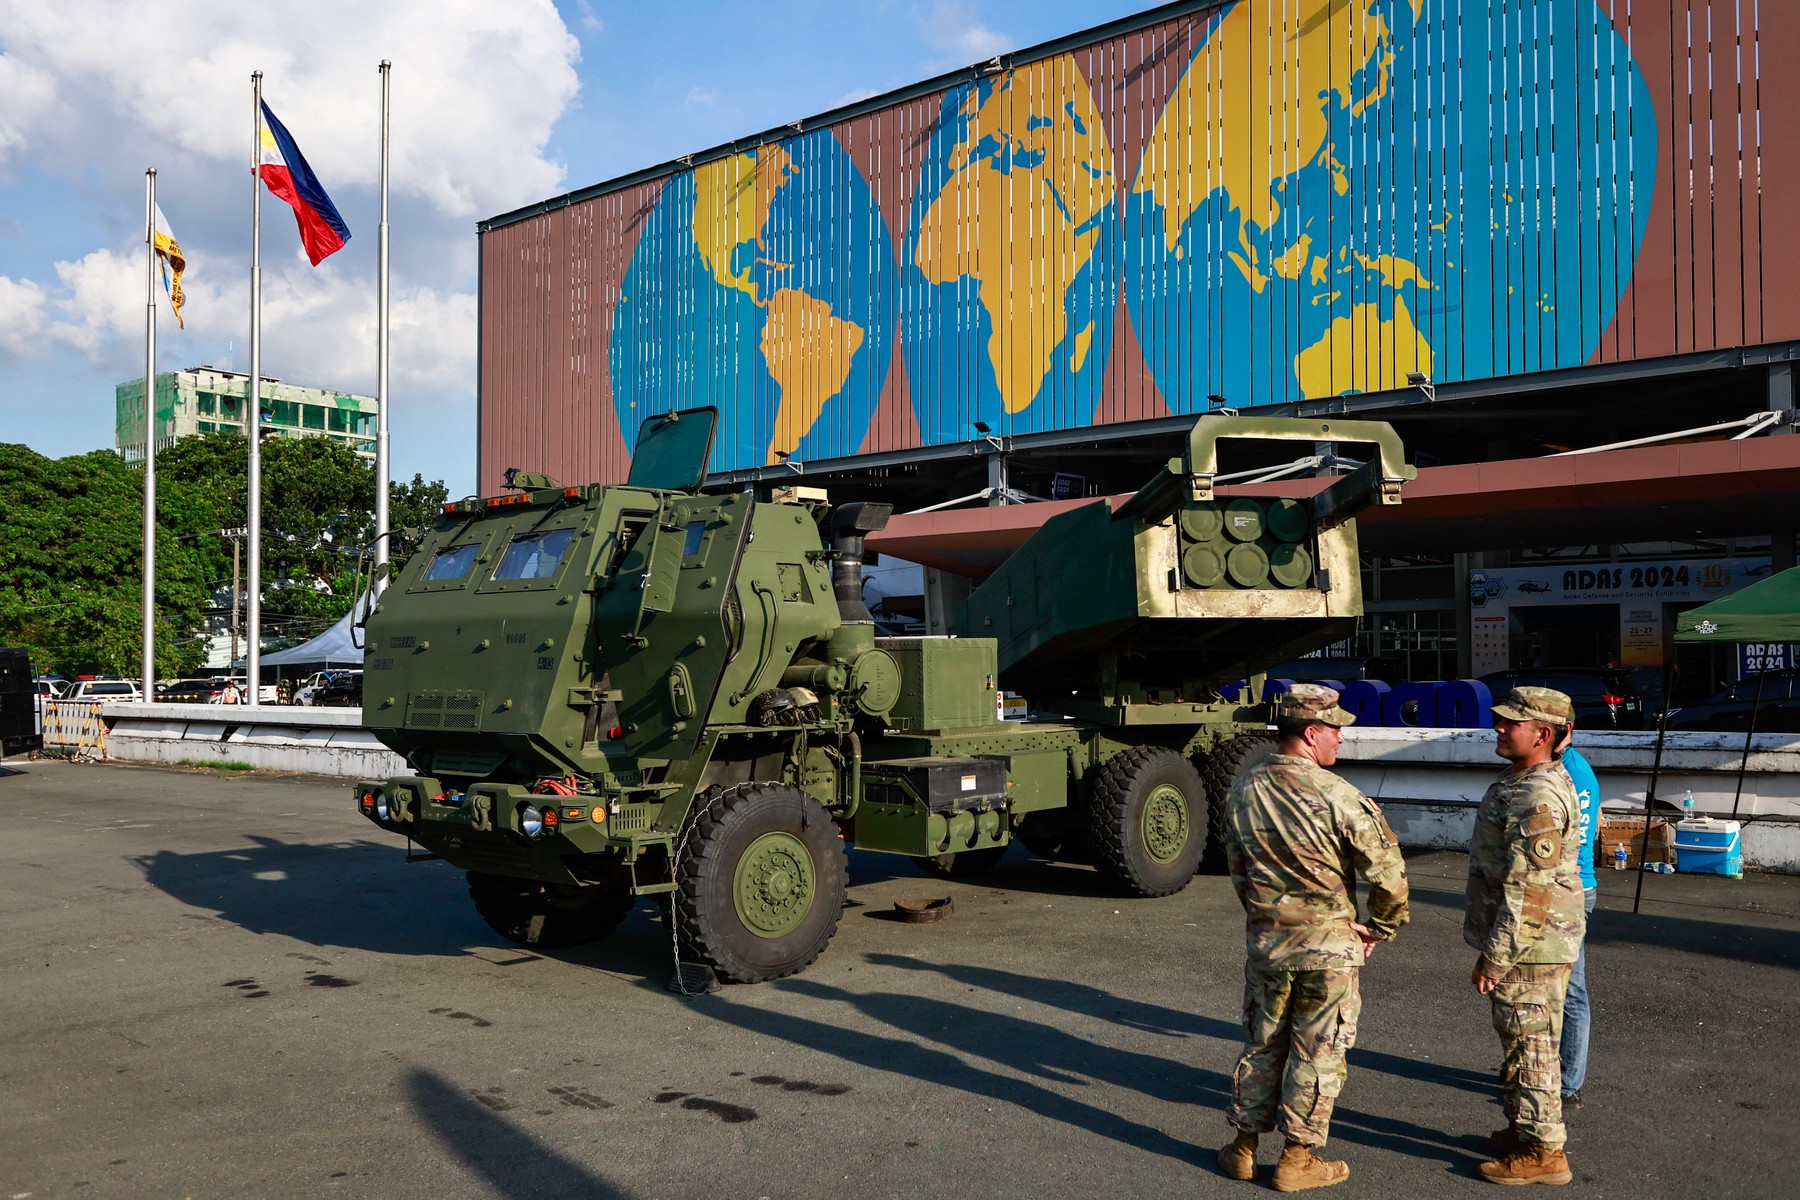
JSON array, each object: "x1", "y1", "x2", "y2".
[
  {"x1": 1294, "y1": 294, "x2": 1432, "y2": 399},
  {"x1": 762, "y1": 289, "x2": 865, "y2": 463},
  {"x1": 913, "y1": 53, "x2": 1115, "y2": 415},
  {"x1": 693, "y1": 145, "x2": 796, "y2": 303},
  {"x1": 1134, "y1": 0, "x2": 1406, "y2": 282}
]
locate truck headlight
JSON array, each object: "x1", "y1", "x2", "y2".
[
  {"x1": 519, "y1": 803, "x2": 544, "y2": 838},
  {"x1": 374, "y1": 790, "x2": 391, "y2": 822}
]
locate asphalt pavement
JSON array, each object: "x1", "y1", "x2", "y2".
[{"x1": 1, "y1": 757, "x2": 1795, "y2": 1199}]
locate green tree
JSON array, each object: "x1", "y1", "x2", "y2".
[
  {"x1": 0, "y1": 444, "x2": 215, "y2": 676},
  {"x1": 0, "y1": 434, "x2": 448, "y2": 676}
]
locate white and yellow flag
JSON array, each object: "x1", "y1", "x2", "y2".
[{"x1": 151, "y1": 201, "x2": 186, "y2": 328}]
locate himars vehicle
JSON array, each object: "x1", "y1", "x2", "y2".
[{"x1": 354, "y1": 409, "x2": 1412, "y2": 982}]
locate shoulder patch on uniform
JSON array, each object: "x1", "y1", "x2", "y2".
[
  {"x1": 1520, "y1": 803, "x2": 1558, "y2": 838},
  {"x1": 1520, "y1": 804, "x2": 1562, "y2": 866}
]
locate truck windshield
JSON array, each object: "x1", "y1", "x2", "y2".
[
  {"x1": 493, "y1": 528, "x2": 575, "y2": 580},
  {"x1": 424, "y1": 543, "x2": 480, "y2": 580}
]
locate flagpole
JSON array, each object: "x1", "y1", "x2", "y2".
[
  {"x1": 247, "y1": 72, "x2": 264, "y2": 706},
  {"x1": 374, "y1": 59, "x2": 392, "y2": 598},
  {"x1": 142, "y1": 168, "x2": 158, "y2": 699}
]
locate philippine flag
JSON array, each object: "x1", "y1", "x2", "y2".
[{"x1": 259, "y1": 100, "x2": 351, "y2": 266}]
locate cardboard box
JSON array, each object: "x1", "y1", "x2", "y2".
[{"x1": 1600, "y1": 816, "x2": 1674, "y2": 868}]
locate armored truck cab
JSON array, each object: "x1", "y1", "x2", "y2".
[{"x1": 356, "y1": 409, "x2": 1411, "y2": 983}]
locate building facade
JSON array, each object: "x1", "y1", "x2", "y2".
[
  {"x1": 115, "y1": 366, "x2": 378, "y2": 464},
  {"x1": 474, "y1": 0, "x2": 1800, "y2": 696}
]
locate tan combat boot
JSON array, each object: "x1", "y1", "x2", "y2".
[
  {"x1": 1217, "y1": 1130, "x2": 1258, "y2": 1181},
  {"x1": 1272, "y1": 1142, "x2": 1350, "y2": 1192},
  {"x1": 1478, "y1": 1143, "x2": 1573, "y2": 1186}
]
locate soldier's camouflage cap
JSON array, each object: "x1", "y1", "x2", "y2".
[
  {"x1": 1492, "y1": 686, "x2": 1574, "y2": 726},
  {"x1": 1279, "y1": 682, "x2": 1356, "y2": 727}
]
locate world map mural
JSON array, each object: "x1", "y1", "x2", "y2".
[{"x1": 591, "y1": 0, "x2": 1659, "y2": 474}]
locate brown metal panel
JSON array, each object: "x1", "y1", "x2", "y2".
[
  {"x1": 1600, "y1": 0, "x2": 1678, "y2": 362},
  {"x1": 1708, "y1": 0, "x2": 1748, "y2": 349},
  {"x1": 1682, "y1": 0, "x2": 1717, "y2": 352},
  {"x1": 1735, "y1": 0, "x2": 1762, "y2": 345},
  {"x1": 1760, "y1": 0, "x2": 1800, "y2": 340}
]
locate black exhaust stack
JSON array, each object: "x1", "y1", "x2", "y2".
[{"x1": 828, "y1": 502, "x2": 893, "y2": 623}]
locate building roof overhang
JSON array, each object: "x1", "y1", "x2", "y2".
[{"x1": 868, "y1": 436, "x2": 1800, "y2": 577}]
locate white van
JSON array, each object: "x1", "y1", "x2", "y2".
[{"x1": 66, "y1": 680, "x2": 142, "y2": 701}]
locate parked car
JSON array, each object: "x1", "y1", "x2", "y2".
[
  {"x1": 160, "y1": 678, "x2": 227, "y2": 704},
  {"x1": 65, "y1": 679, "x2": 142, "y2": 702},
  {"x1": 294, "y1": 670, "x2": 351, "y2": 706},
  {"x1": 1665, "y1": 670, "x2": 1800, "y2": 733},
  {"x1": 310, "y1": 671, "x2": 363, "y2": 708},
  {"x1": 34, "y1": 678, "x2": 66, "y2": 699},
  {"x1": 1478, "y1": 668, "x2": 1644, "y2": 730}
]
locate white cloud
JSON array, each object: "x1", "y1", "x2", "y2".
[
  {"x1": 574, "y1": 1, "x2": 605, "y2": 34},
  {"x1": 0, "y1": 274, "x2": 48, "y2": 356},
  {"x1": 686, "y1": 87, "x2": 717, "y2": 107},
  {"x1": 46, "y1": 248, "x2": 143, "y2": 354},
  {"x1": 0, "y1": 50, "x2": 55, "y2": 166},
  {"x1": 921, "y1": 1, "x2": 1012, "y2": 67},
  {"x1": 0, "y1": 0, "x2": 581, "y2": 219}
]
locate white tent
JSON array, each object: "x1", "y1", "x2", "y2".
[{"x1": 261, "y1": 600, "x2": 367, "y2": 668}]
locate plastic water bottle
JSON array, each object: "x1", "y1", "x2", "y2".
[
  {"x1": 1682, "y1": 791, "x2": 1696, "y2": 820},
  {"x1": 1612, "y1": 842, "x2": 1628, "y2": 871},
  {"x1": 1648, "y1": 862, "x2": 1676, "y2": 875}
]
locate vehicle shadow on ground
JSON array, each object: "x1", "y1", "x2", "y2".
[
  {"x1": 133, "y1": 836, "x2": 486, "y2": 955},
  {"x1": 684, "y1": 975, "x2": 1214, "y2": 1167},
  {"x1": 406, "y1": 1068, "x2": 635, "y2": 1199},
  {"x1": 861, "y1": 953, "x2": 1496, "y2": 1098},
  {"x1": 134, "y1": 832, "x2": 682, "y2": 973},
  {"x1": 1403, "y1": 880, "x2": 1800, "y2": 970}
]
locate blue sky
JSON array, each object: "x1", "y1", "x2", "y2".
[{"x1": 0, "y1": 0, "x2": 1163, "y2": 497}]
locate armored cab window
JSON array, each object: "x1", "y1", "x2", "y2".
[
  {"x1": 493, "y1": 528, "x2": 575, "y2": 580},
  {"x1": 423, "y1": 543, "x2": 481, "y2": 581}
]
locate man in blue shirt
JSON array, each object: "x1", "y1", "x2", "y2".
[{"x1": 1558, "y1": 731, "x2": 1601, "y2": 1109}]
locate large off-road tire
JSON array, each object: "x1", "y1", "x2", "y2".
[
  {"x1": 675, "y1": 782, "x2": 848, "y2": 984},
  {"x1": 1199, "y1": 733, "x2": 1280, "y2": 871},
  {"x1": 467, "y1": 872, "x2": 635, "y2": 949},
  {"x1": 911, "y1": 845, "x2": 1009, "y2": 879},
  {"x1": 1086, "y1": 746, "x2": 1207, "y2": 897}
]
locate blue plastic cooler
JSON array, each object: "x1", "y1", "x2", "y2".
[{"x1": 1674, "y1": 817, "x2": 1743, "y2": 877}]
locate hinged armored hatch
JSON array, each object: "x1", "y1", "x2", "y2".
[{"x1": 624, "y1": 406, "x2": 719, "y2": 491}]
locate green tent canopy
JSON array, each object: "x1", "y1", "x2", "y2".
[{"x1": 1674, "y1": 566, "x2": 1800, "y2": 643}]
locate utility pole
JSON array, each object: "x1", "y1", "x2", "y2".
[{"x1": 221, "y1": 527, "x2": 247, "y2": 668}]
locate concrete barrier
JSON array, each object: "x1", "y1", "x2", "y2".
[
  {"x1": 1336, "y1": 726, "x2": 1800, "y2": 872},
  {"x1": 95, "y1": 705, "x2": 1800, "y2": 871},
  {"x1": 101, "y1": 702, "x2": 405, "y2": 777}
]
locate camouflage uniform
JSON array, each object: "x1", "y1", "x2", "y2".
[
  {"x1": 1466, "y1": 689, "x2": 1587, "y2": 1152},
  {"x1": 1225, "y1": 685, "x2": 1410, "y2": 1148}
]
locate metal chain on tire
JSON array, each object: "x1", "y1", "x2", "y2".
[{"x1": 667, "y1": 786, "x2": 732, "y2": 997}]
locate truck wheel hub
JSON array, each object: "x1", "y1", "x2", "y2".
[
  {"x1": 736, "y1": 832, "x2": 816, "y2": 937},
  {"x1": 1141, "y1": 784, "x2": 1190, "y2": 864}
]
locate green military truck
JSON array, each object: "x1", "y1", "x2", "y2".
[{"x1": 354, "y1": 409, "x2": 1412, "y2": 982}]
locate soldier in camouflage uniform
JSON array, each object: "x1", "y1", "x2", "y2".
[
  {"x1": 1465, "y1": 686, "x2": 1586, "y2": 1187},
  {"x1": 1219, "y1": 683, "x2": 1409, "y2": 1192}
]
